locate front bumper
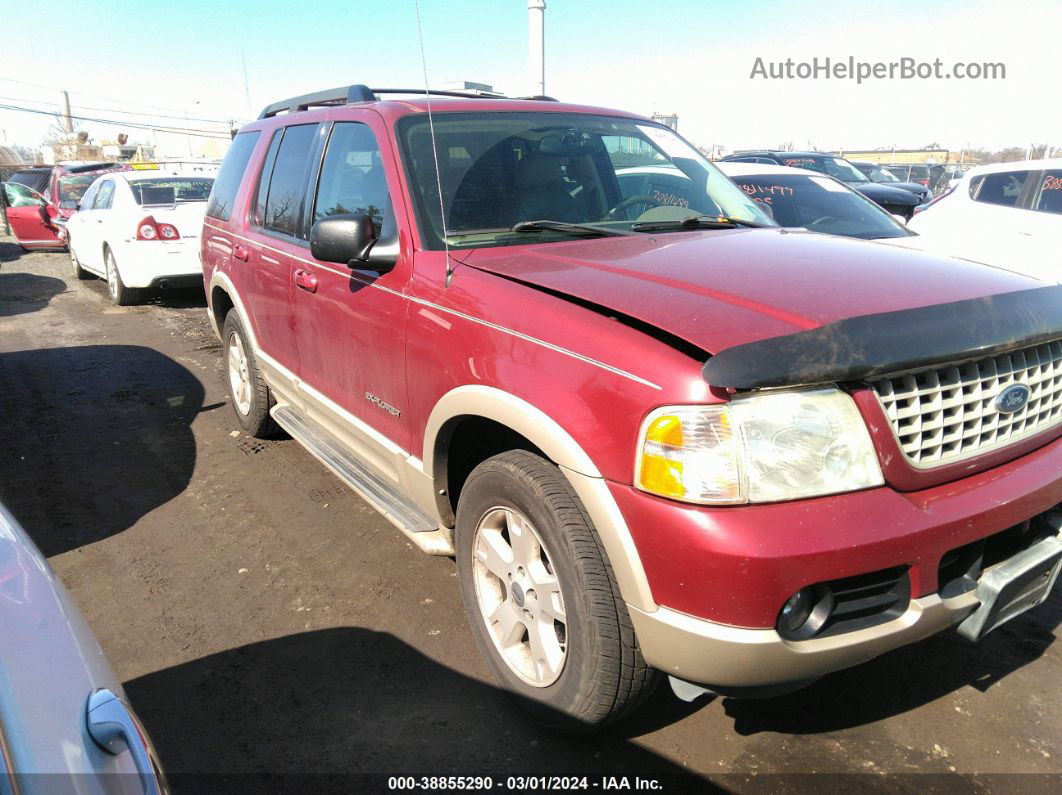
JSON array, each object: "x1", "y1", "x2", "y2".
[
  {"x1": 630, "y1": 588, "x2": 980, "y2": 689},
  {"x1": 618, "y1": 435, "x2": 1062, "y2": 688}
]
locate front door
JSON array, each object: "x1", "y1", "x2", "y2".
[
  {"x1": 292, "y1": 116, "x2": 413, "y2": 476},
  {"x1": 2, "y1": 183, "x2": 61, "y2": 248}
]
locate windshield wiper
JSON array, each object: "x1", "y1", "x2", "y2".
[
  {"x1": 511, "y1": 219, "x2": 635, "y2": 237},
  {"x1": 630, "y1": 214, "x2": 768, "y2": 232}
]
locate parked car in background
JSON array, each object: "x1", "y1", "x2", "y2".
[
  {"x1": 719, "y1": 151, "x2": 921, "y2": 218},
  {"x1": 906, "y1": 159, "x2": 1062, "y2": 283},
  {"x1": 3, "y1": 162, "x2": 129, "y2": 249},
  {"x1": 66, "y1": 172, "x2": 214, "y2": 304},
  {"x1": 884, "y1": 163, "x2": 950, "y2": 194},
  {"x1": 716, "y1": 161, "x2": 915, "y2": 240},
  {"x1": 0, "y1": 502, "x2": 167, "y2": 793},
  {"x1": 849, "y1": 160, "x2": 931, "y2": 204},
  {"x1": 203, "y1": 84, "x2": 1062, "y2": 732}
]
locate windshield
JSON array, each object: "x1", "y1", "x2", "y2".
[
  {"x1": 859, "y1": 164, "x2": 899, "y2": 182},
  {"x1": 58, "y1": 175, "x2": 98, "y2": 203},
  {"x1": 129, "y1": 177, "x2": 214, "y2": 205},
  {"x1": 729, "y1": 174, "x2": 911, "y2": 240},
  {"x1": 397, "y1": 112, "x2": 774, "y2": 249},
  {"x1": 779, "y1": 156, "x2": 869, "y2": 184}
]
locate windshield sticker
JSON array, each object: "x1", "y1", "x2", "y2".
[
  {"x1": 651, "y1": 189, "x2": 690, "y2": 208},
  {"x1": 737, "y1": 183, "x2": 795, "y2": 199},
  {"x1": 783, "y1": 158, "x2": 816, "y2": 167},
  {"x1": 810, "y1": 177, "x2": 848, "y2": 192}
]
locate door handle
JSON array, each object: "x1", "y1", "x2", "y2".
[
  {"x1": 233, "y1": 243, "x2": 251, "y2": 262},
  {"x1": 86, "y1": 689, "x2": 164, "y2": 795},
  {"x1": 294, "y1": 268, "x2": 318, "y2": 293}
]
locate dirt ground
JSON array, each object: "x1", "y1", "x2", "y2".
[{"x1": 1, "y1": 236, "x2": 1060, "y2": 792}]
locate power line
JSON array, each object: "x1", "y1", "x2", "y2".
[
  {"x1": 0, "y1": 103, "x2": 233, "y2": 139},
  {"x1": 0, "y1": 76, "x2": 238, "y2": 121},
  {"x1": 0, "y1": 94, "x2": 245, "y2": 125}
]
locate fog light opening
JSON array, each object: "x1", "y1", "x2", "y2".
[{"x1": 777, "y1": 586, "x2": 834, "y2": 640}]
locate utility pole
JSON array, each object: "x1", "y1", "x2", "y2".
[
  {"x1": 61, "y1": 90, "x2": 74, "y2": 133},
  {"x1": 528, "y1": 0, "x2": 546, "y2": 97}
]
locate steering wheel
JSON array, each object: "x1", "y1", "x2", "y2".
[
  {"x1": 808, "y1": 215, "x2": 838, "y2": 227},
  {"x1": 604, "y1": 193, "x2": 663, "y2": 220}
]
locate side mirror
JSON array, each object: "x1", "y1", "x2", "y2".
[{"x1": 310, "y1": 213, "x2": 396, "y2": 273}]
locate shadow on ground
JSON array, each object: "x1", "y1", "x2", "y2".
[
  {"x1": 125, "y1": 627, "x2": 709, "y2": 790},
  {"x1": 0, "y1": 345, "x2": 207, "y2": 555},
  {"x1": 0, "y1": 270, "x2": 67, "y2": 317}
]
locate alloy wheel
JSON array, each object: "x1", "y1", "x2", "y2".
[
  {"x1": 227, "y1": 331, "x2": 253, "y2": 416},
  {"x1": 471, "y1": 506, "x2": 568, "y2": 687}
]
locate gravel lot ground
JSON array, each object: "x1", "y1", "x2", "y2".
[{"x1": 1, "y1": 236, "x2": 1059, "y2": 792}]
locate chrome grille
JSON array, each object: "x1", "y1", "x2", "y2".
[{"x1": 870, "y1": 340, "x2": 1062, "y2": 467}]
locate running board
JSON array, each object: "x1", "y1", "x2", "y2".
[{"x1": 271, "y1": 405, "x2": 454, "y2": 555}]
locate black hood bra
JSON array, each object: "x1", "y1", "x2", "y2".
[{"x1": 702, "y1": 285, "x2": 1062, "y2": 390}]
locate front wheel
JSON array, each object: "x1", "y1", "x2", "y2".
[
  {"x1": 70, "y1": 239, "x2": 90, "y2": 280},
  {"x1": 455, "y1": 450, "x2": 658, "y2": 733}
]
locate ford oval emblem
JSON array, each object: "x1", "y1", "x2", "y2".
[{"x1": 995, "y1": 383, "x2": 1031, "y2": 414}]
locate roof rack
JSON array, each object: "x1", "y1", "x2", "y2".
[{"x1": 258, "y1": 85, "x2": 557, "y2": 119}]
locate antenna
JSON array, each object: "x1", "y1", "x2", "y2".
[
  {"x1": 414, "y1": 0, "x2": 454, "y2": 288},
  {"x1": 241, "y1": 51, "x2": 252, "y2": 117}
]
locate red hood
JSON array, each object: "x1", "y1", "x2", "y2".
[{"x1": 460, "y1": 229, "x2": 1043, "y2": 353}]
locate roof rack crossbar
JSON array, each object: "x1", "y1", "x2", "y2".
[{"x1": 258, "y1": 85, "x2": 559, "y2": 118}]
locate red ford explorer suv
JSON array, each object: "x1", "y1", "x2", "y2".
[{"x1": 201, "y1": 85, "x2": 1062, "y2": 731}]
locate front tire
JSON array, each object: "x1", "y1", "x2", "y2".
[
  {"x1": 70, "y1": 239, "x2": 90, "y2": 280},
  {"x1": 222, "y1": 311, "x2": 279, "y2": 437},
  {"x1": 104, "y1": 247, "x2": 141, "y2": 305},
  {"x1": 455, "y1": 450, "x2": 658, "y2": 733}
]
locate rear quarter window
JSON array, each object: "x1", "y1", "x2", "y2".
[
  {"x1": 206, "y1": 131, "x2": 261, "y2": 222},
  {"x1": 969, "y1": 171, "x2": 1030, "y2": 208}
]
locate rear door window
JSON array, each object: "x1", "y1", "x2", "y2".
[
  {"x1": 259, "y1": 124, "x2": 318, "y2": 239},
  {"x1": 1031, "y1": 170, "x2": 1062, "y2": 214},
  {"x1": 206, "y1": 130, "x2": 261, "y2": 222},
  {"x1": 969, "y1": 171, "x2": 1031, "y2": 207},
  {"x1": 93, "y1": 180, "x2": 115, "y2": 210}
]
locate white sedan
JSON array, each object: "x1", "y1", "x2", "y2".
[
  {"x1": 66, "y1": 172, "x2": 213, "y2": 304},
  {"x1": 905, "y1": 159, "x2": 1061, "y2": 283}
]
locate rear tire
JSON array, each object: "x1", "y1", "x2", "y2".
[
  {"x1": 105, "y1": 247, "x2": 141, "y2": 305},
  {"x1": 455, "y1": 450, "x2": 658, "y2": 733},
  {"x1": 223, "y1": 311, "x2": 279, "y2": 437}
]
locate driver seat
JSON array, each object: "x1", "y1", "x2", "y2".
[{"x1": 511, "y1": 155, "x2": 582, "y2": 223}]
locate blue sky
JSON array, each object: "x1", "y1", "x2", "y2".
[{"x1": 2, "y1": 0, "x2": 1058, "y2": 153}]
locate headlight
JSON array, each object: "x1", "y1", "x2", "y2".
[{"x1": 635, "y1": 387, "x2": 883, "y2": 504}]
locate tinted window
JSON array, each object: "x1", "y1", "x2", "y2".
[
  {"x1": 1032, "y1": 170, "x2": 1062, "y2": 214},
  {"x1": 970, "y1": 171, "x2": 1030, "y2": 207},
  {"x1": 93, "y1": 180, "x2": 115, "y2": 210},
  {"x1": 206, "y1": 130, "x2": 261, "y2": 221},
  {"x1": 131, "y1": 178, "x2": 213, "y2": 205},
  {"x1": 312, "y1": 122, "x2": 393, "y2": 236},
  {"x1": 261, "y1": 124, "x2": 318, "y2": 237},
  {"x1": 253, "y1": 130, "x2": 283, "y2": 227},
  {"x1": 731, "y1": 174, "x2": 910, "y2": 240}
]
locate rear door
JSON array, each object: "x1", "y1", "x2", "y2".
[
  {"x1": 241, "y1": 122, "x2": 321, "y2": 379},
  {"x1": 292, "y1": 114, "x2": 414, "y2": 468},
  {"x1": 1, "y1": 182, "x2": 61, "y2": 247},
  {"x1": 1020, "y1": 168, "x2": 1062, "y2": 282},
  {"x1": 78, "y1": 179, "x2": 116, "y2": 271}
]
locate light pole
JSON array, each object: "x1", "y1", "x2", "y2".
[{"x1": 528, "y1": 0, "x2": 546, "y2": 97}]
